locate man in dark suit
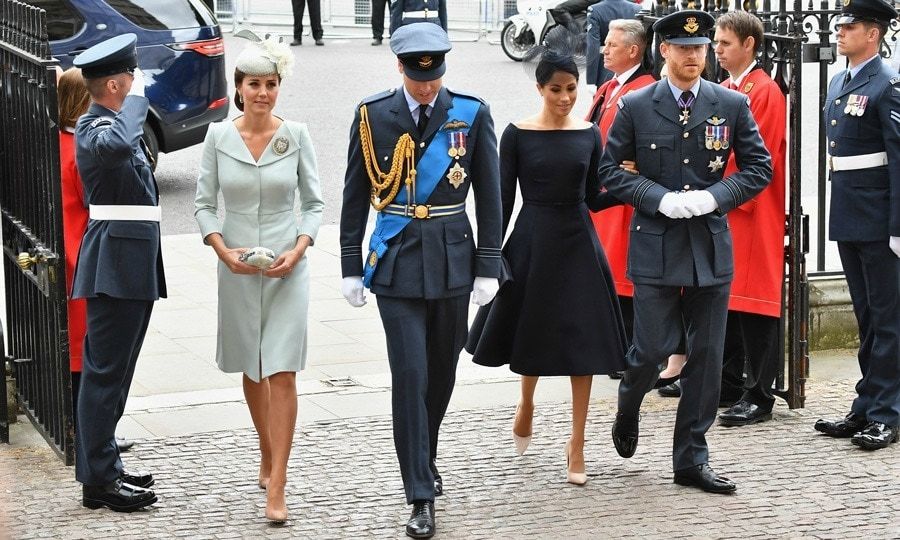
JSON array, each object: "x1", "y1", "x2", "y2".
[
  {"x1": 599, "y1": 10, "x2": 771, "y2": 494},
  {"x1": 371, "y1": 0, "x2": 391, "y2": 45},
  {"x1": 290, "y1": 0, "x2": 324, "y2": 46},
  {"x1": 814, "y1": 0, "x2": 900, "y2": 450},
  {"x1": 72, "y1": 34, "x2": 166, "y2": 512},
  {"x1": 339, "y1": 23, "x2": 501, "y2": 538},
  {"x1": 390, "y1": 0, "x2": 447, "y2": 34},
  {"x1": 585, "y1": 0, "x2": 643, "y2": 87}
]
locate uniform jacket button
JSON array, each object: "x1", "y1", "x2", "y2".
[
  {"x1": 650, "y1": 143, "x2": 657, "y2": 149},
  {"x1": 835, "y1": 99, "x2": 841, "y2": 105},
  {"x1": 636, "y1": 225, "x2": 641, "y2": 231},
  {"x1": 830, "y1": 141, "x2": 836, "y2": 148},
  {"x1": 683, "y1": 132, "x2": 689, "y2": 138},
  {"x1": 684, "y1": 184, "x2": 690, "y2": 190},
  {"x1": 831, "y1": 119, "x2": 837, "y2": 126},
  {"x1": 683, "y1": 158, "x2": 689, "y2": 164}
]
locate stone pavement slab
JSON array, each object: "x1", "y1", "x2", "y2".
[{"x1": 2, "y1": 379, "x2": 899, "y2": 539}]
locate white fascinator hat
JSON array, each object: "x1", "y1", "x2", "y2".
[{"x1": 233, "y1": 29, "x2": 294, "y2": 78}]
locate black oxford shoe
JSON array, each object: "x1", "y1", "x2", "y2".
[
  {"x1": 674, "y1": 464, "x2": 736, "y2": 494},
  {"x1": 718, "y1": 400, "x2": 773, "y2": 427},
  {"x1": 814, "y1": 412, "x2": 868, "y2": 438},
  {"x1": 612, "y1": 412, "x2": 639, "y2": 458},
  {"x1": 657, "y1": 380, "x2": 681, "y2": 398},
  {"x1": 851, "y1": 422, "x2": 899, "y2": 450},
  {"x1": 430, "y1": 460, "x2": 443, "y2": 497},
  {"x1": 121, "y1": 470, "x2": 154, "y2": 489},
  {"x1": 82, "y1": 478, "x2": 157, "y2": 512},
  {"x1": 289, "y1": 39, "x2": 301, "y2": 46},
  {"x1": 405, "y1": 500, "x2": 435, "y2": 539}
]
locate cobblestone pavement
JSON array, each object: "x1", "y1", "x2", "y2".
[{"x1": 2, "y1": 378, "x2": 899, "y2": 539}]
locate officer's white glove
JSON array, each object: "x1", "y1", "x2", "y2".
[
  {"x1": 127, "y1": 68, "x2": 145, "y2": 98},
  {"x1": 890, "y1": 236, "x2": 900, "y2": 258},
  {"x1": 341, "y1": 276, "x2": 366, "y2": 307},
  {"x1": 681, "y1": 190, "x2": 718, "y2": 216},
  {"x1": 658, "y1": 192, "x2": 691, "y2": 219},
  {"x1": 471, "y1": 277, "x2": 500, "y2": 306}
]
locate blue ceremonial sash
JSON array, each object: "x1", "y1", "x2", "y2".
[{"x1": 363, "y1": 95, "x2": 480, "y2": 288}]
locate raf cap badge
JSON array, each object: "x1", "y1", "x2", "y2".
[{"x1": 684, "y1": 16, "x2": 700, "y2": 34}]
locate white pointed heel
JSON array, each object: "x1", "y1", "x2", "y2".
[
  {"x1": 512, "y1": 405, "x2": 533, "y2": 456},
  {"x1": 566, "y1": 442, "x2": 587, "y2": 486}
]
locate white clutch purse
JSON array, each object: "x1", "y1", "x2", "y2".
[{"x1": 239, "y1": 246, "x2": 276, "y2": 269}]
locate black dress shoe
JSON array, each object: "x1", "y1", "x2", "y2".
[
  {"x1": 371, "y1": 37, "x2": 383, "y2": 46},
  {"x1": 851, "y1": 422, "x2": 899, "y2": 450},
  {"x1": 657, "y1": 380, "x2": 681, "y2": 397},
  {"x1": 673, "y1": 463, "x2": 736, "y2": 494},
  {"x1": 654, "y1": 373, "x2": 681, "y2": 389},
  {"x1": 116, "y1": 436, "x2": 134, "y2": 452},
  {"x1": 405, "y1": 500, "x2": 435, "y2": 539},
  {"x1": 430, "y1": 460, "x2": 442, "y2": 497},
  {"x1": 82, "y1": 478, "x2": 157, "y2": 512},
  {"x1": 718, "y1": 400, "x2": 772, "y2": 427},
  {"x1": 315, "y1": 38, "x2": 324, "y2": 46},
  {"x1": 814, "y1": 412, "x2": 868, "y2": 438},
  {"x1": 608, "y1": 370, "x2": 624, "y2": 380},
  {"x1": 290, "y1": 39, "x2": 301, "y2": 46},
  {"x1": 121, "y1": 470, "x2": 154, "y2": 489},
  {"x1": 612, "y1": 412, "x2": 639, "y2": 458}
]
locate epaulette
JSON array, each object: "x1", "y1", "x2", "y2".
[
  {"x1": 446, "y1": 88, "x2": 487, "y2": 105},
  {"x1": 358, "y1": 88, "x2": 396, "y2": 108},
  {"x1": 89, "y1": 116, "x2": 114, "y2": 129}
]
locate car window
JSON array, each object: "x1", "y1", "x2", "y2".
[
  {"x1": 29, "y1": 0, "x2": 85, "y2": 41},
  {"x1": 104, "y1": 0, "x2": 208, "y2": 30}
]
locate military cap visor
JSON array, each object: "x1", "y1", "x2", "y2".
[
  {"x1": 653, "y1": 10, "x2": 715, "y2": 45},
  {"x1": 391, "y1": 22, "x2": 451, "y2": 81},
  {"x1": 74, "y1": 33, "x2": 138, "y2": 79},
  {"x1": 835, "y1": 0, "x2": 898, "y2": 26}
]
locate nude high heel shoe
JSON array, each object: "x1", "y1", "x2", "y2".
[
  {"x1": 265, "y1": 484, "x2": 288, "y2": 524},
  {"x1": 512, "y1": 405, "x2": 532, "y2": 456},
  {"x1": 566, "y1": 442, "x2": 587, "y2": 486}
]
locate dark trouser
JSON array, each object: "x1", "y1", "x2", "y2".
[
  {"x1": 838, "y1": 241, "x2": 900, "y2": 426},
  {"x1": 75, "y1": 296, "x2": 154, "y2": 486},
  {"x1": 618, "y1": 295, "x2": 633, "y2": 344},
  {"x1": 372, "y1": 0, "x2": 390, "y2": 39},
  {"x1": 721, "y1": 311, "x2": 780, "y2": 409},
  {"x1": 619, "y1": 282, "x2": 730, "y2": 471},
  {"x1": 376, "y1": 295, "x2": 468, "y2": 504},
  {"x1": 291, "y1": 0, "x2": 323, "y2": 40}
]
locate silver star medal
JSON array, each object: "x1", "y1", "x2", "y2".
[
  {"x1": 708, "y1": 155, "x2": 725, "y2": 172},
  {"x1": 680, "y1": 109, "x2": 690, "y2": 125}
]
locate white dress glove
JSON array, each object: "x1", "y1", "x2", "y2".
[
  {"x1": 471, "y1": 277, "x2": 500, "y2": 306},
  {"x1": 341, "y1": 276, "x2": 366, "y2": 307},
  {"x1": 658, "y1": 192, "x2": 691, "y2": 219},
  {"x1": 681, "y1": 190, "x2": 718, "y2": 216},
  {"x1": 127, "y1": 68, "x2": 145, "y2": 98},
  {"x1": 890, "y1": 236, "x2": 900, "y2": 258}
]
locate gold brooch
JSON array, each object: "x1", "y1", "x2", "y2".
[{"x1": 272, "y1": 136, "x2": 289, "y2": 155}]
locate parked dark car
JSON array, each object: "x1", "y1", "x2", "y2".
[{"x1": 33, "y1": 0, "x2": 229, "y2": 168}]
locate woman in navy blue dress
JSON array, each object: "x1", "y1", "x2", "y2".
[{"x1": 466, "y1": 33, "x2": 626, "y2": 485}]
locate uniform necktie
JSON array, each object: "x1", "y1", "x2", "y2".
[
  {"x1": 677, "y1": 90, "x2": 695, "y2": 125},
  {"x1": 417, "y1": 103, "x2": 429, "y2": 136},
  {"x1": 842, "y1": 70, "x2": 852, "y2": 90}
]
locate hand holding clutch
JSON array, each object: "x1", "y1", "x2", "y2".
[{"x1": 239, "y1": 246, "x2": 276, "y2": 269}]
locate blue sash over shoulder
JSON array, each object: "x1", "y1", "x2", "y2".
[{"x1": 363, "y1": 95, "x2": 480, "y2": 288}]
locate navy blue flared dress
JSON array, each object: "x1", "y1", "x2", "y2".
[{"x1": 465, "y1": 123, "x2": 626, "y2": 376}]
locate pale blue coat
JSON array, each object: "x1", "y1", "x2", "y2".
[{"x1": 195, "y1": 120, "x2": 324, "y2": 381}]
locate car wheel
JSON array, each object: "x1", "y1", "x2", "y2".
[{"x1": 142, "y1": 123, "x2": 159, "y2": 172}]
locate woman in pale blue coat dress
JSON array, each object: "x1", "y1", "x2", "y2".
[{"x1": 194, "y1": 37, "x2": 324, "y2": 523}]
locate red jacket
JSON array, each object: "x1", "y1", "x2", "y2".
[
  {"x1": 60, "y1": 130, "x2": 88, "y2": 372},
  {"x1": 587, "y1": 68, "x2": 656, "y2": 297},
  {"x1": 721, "y1": 67, "x2": 786, "y2": 317}
]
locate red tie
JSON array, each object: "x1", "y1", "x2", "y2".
[
  {"x1": 729, "y1": 80, "x2": 738, "y2": 91},
  {"x1": 607, "y1": 78, "x2": 620, "y2": 97}
]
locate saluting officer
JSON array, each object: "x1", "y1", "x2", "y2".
[
  {"x1": 71, "y1": 34, "x2": 166, "y2": 512},
  {"x1": 815, "y1": 0, "x2": 900, "y2": 450},
  {"x1": 390, "y1": 0, "x2": 447, "y2": 35},
  {"x1": 339, "y1": 23, "x2": 501, "y2": 539},
  {"x1": 600, "y1": 10, "x2": 771, "y2": 494}
]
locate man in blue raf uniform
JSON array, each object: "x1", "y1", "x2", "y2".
[
  {"x1": 599, "y1": 10, "x2": 771, "y2": 493},
  {"x1": 390, "y1": 0, "x2": 447, "y2": 34},
  {"x1": 815, "y1": 0, "x2": 900, "y2": 450},
  {"x1": 339, "y1": 23, "x2": 501, "y2": 539},
  {"x1": 72, "y1": 33, "x2": 166, "y2": 512}
]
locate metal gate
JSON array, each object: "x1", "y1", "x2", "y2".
[{"x1": 0, "y1": 0, "x2": 72, "y2": 463}]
